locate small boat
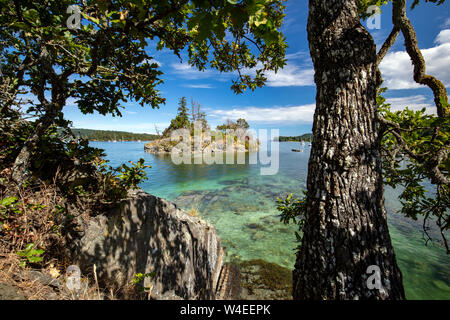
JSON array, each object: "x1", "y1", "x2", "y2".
[{"x1": 292, "y1": 149, "x2": 303, "y2": 152}]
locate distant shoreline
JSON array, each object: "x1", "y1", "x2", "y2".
[
  {"x1": 70, "y1": 128, "x2": 160, "y2": 142},
  {"x1": 273, "y1": 133, "x2": 313, "y2": 142},
  {"x1": 89, "y1": 139, "x2": 153, "y2": 142}
]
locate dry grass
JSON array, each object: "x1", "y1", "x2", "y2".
[
  {"x1": 0, "y1": 253, "x2": 117, "y2": 300},
  {"x1": 0, "y1": 180, "x2": 66, "y2": 255},
  {"x1": 186, "y1": 207, "x2": 200, "y2": 217},
  {"x1": 0, "y1": 252, "x2": 61, "y2": 300},
  {"x1": 0, "y1": 172, "x2": 139, "y2": 300}
]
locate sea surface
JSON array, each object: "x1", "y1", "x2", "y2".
[{"x1": 91, "y1": 141, "x2": 449, "y2": 300}]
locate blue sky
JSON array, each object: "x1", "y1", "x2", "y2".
[{"x1": 64, "y1": 1, "x2": 450, "y2": 136}]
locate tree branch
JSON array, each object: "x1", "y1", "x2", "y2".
[
  {"x1": 377, "y1": 26, "x2": 400, "y2": 65},
  {"x1": 379, "y1": 116, "x2": 449, "y2": 185},
  {"x1": 392, "y1": 0, "x2": 448, "y2": 118}
]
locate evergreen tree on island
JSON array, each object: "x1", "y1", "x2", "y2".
[{"x1": 162, "y1": 97, "x2": 191, "y2": 137}]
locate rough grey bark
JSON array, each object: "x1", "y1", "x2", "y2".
[{"x1": 293, "y1": 0, "x2": 405, "y2": 299}]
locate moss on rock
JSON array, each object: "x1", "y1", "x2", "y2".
[{"x1": 239, "y1": 259, "x2": 292, "y2": 300}]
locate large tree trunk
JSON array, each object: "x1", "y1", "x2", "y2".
[{"x1": 293, "y1": 0, "x2": 405, "y2": 299}]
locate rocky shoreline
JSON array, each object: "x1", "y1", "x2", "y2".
[
  {"x1": 0, "y1": 188, "x2": 294, "y2": 300},
  {"x1": 73, "y1": 189, "x2": 291, "y2": 300}
]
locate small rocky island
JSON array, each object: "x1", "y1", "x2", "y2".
[
  {"x1": 145, "y1": 97, "x2": 259, "y2": 154},
  {"x1": 144, "y1": 130, "x2": 259, "y2": 154}
]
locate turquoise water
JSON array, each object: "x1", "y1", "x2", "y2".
[{"x1": 92, "y1": 141, "x2": 449, "y2": 300}]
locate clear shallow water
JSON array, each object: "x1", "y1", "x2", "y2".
[{"x1": 92, "y1": 141, "x2": 449, "y2": 300}]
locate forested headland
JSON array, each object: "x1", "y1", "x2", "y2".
[
  {"x1": 70, "y1": 128, "x2": 159, "y2": 141},
  {"x1": 274, "y1": 134, "x2": 313, "y2": 142}
]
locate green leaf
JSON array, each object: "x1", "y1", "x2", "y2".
[
  {"x1": 1, "y1": 197, "x2": 18, "y2": 207},
  {"x1": 23, "y1": 9, "x2": 40, "y2": 24}
]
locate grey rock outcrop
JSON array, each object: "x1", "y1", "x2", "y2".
[{"x1": 74, "y1": 190, "x2": 224, "y2": 300}]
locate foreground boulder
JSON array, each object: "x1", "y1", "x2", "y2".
[{"x1": 74, "y1": 190, "x2": 224, "y2": 299}]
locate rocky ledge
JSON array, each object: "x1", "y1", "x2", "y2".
[{"x1": 74, "y1": 189, "x2": 225, "y2": 299}]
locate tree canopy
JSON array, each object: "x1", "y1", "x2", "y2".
[
  {"x1": 0, "y1": 0, "x2": 288, "y2": 184},
  {"x1": 376, "y1": 0, "x2": 449, "y2": 252},
  {"x1": 162, "y1": 96, "x2": 191, "y2": 136},
  {"x1": 216, "y1": 118, "x2": 250, "y2": 132}
]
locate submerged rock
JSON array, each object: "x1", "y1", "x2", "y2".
[
  {"x1": 74, "y1": 189, "x2": 224, "y2": 300},
  {"x1": 239, "y1": 259, "x2": 293, "y2": 300},
  {"x1": 245, "y1": 223, "x2": 266, "y2": 231}
]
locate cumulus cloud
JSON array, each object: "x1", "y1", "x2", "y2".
[
  {"x1": 264, "y1": 64, "x2": 314, "y2": 87},
  {"x1": 209, "y1": 104, "x2": 316, "y2": 124},
  {"x1": 435, "y1": 29, "x2": 450, "y2": 45},
  {"x1": 379, "y1": 29, "x2": 450, "y2": 90}
]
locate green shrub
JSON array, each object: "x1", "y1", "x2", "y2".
[{"x1": 16, "y1": 243, "x2": 44, "y2": 267}]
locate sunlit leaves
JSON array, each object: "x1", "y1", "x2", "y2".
[
  {"x1": 185, "y1": 0, "x2": 287, "y2": 93},
  {"x1": 378, "y1": 89, "x2": 449, "y2": 251},
  {"x1": 276, "y1": 191, "x2": 307, "y2": 252},
  {"x1": 357, "y1": 0, "x2": 388, "y2": 19}
]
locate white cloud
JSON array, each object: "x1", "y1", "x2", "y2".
[
  {"x1": 208, "y1": 95, "x2": 439, "y2": 125},
  {"x1": 285, "y1": 51, "x2": 309, "y2": 61},
  {"x1": 170, "y1": 62, "x2": 219, "y2": 80},
  {"x1": 184, "y1": 84, "x2": 214, "y2": 89},
  {"x1": 148, "y1": 59, "x2": 162, "y2": 67},
  {"x1": 171, "y1": 58, "x2": 315, "y2": 87},
  {"x1": 385, "y1": 95, "x2": 436, "y2": 114},
  {"x1": 435, "y1": 29, "x2": 450, "y2": 45},
  {"x1": 264, "y1": 64, "x2": 314, "y2": 87},
  {"x1": 209, "y1": 104, "x2": 316, "y2": 124},
  {"x1": 379, "y1": 29, "x2": 450, "y2": 90},
  {"x1": 443, "y1": 18, "x2": 450, "y2": 28}
]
